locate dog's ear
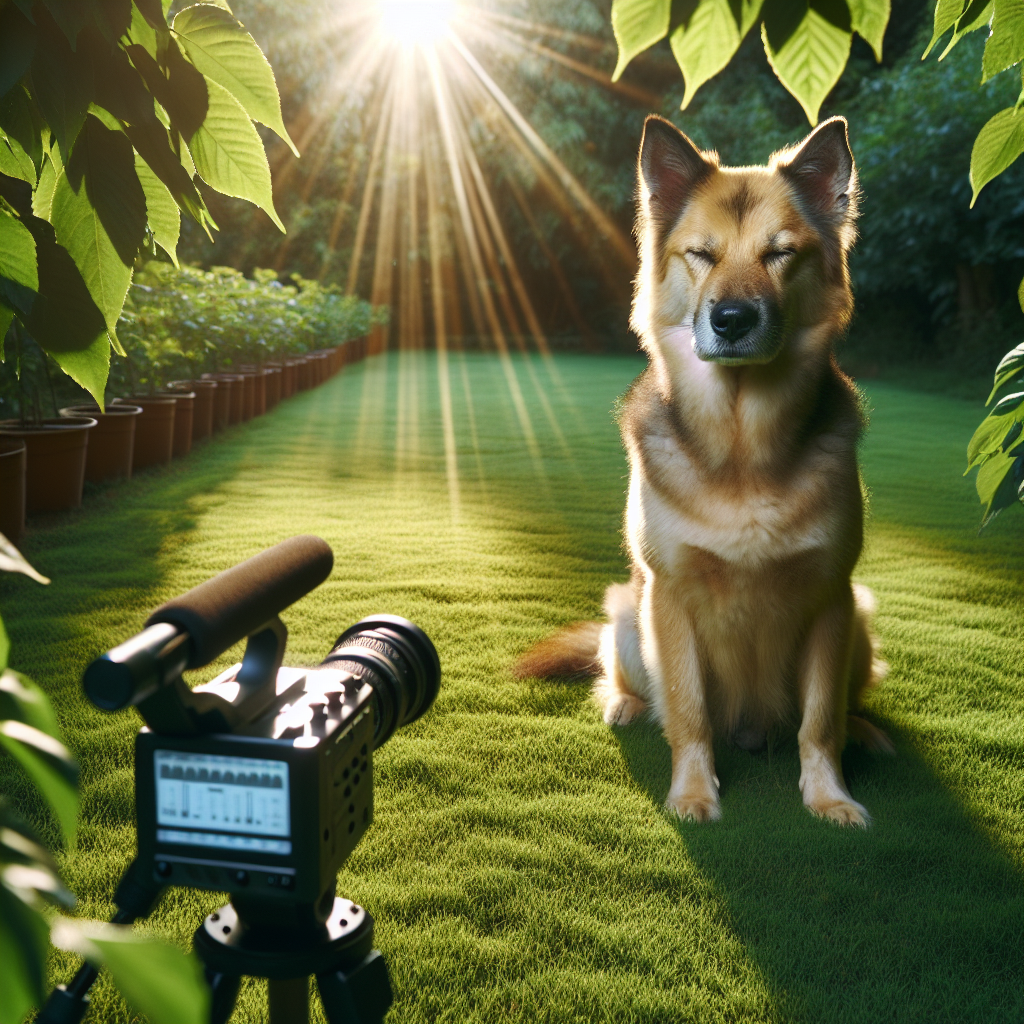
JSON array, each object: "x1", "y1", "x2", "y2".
[
  {"x1": 778, "y1": 116, "x2": 856, "y2": 225},
  {"x1": 638, "y1": 116, "x2": 714, "y2": 244}
]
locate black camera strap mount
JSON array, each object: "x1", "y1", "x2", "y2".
[{"x1": 196, "y1": 896, "x2": 392, "y2": 1024}]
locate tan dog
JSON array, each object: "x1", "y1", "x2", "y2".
[{"x1": 516, "y1": 114, "x2": 890, "y2": 826}]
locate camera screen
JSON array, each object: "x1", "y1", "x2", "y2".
[{"x1": 154, "y1": 750, "x2": 292, "y2": 855}]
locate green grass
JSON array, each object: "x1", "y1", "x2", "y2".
[{"x1": 2, "y1": 352, "x2": 1021, "y2": 1024}]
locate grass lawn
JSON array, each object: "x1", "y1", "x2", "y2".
[{"x1": 2, "y1": 352, "x2": 1021, "y2": 1023}]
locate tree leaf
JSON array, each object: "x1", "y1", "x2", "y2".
[
  {"x1": 0, "y1": 302, "x2": 13, "y2": 355},
  {"x1": 847, "y1": 0, "x2": 890, "y2": 61},
  {"x1": 186, "y1": 77, "x2": 284, "y2": 231},
  {"x1": 0, "y1": 671, "x2": 59, "y2": 741},
  {"x1": 0, "y1": 4, "x2": 35, "y2": 98},
  {"x1": 989, "y1": 342, "x2": 1024, "y2": 401},
  {"x1": 0, "y1": 882, "x2": 49, "y2": 1024},
  {"x1": 0, "y1": 208, "x2": 38, "y2": 296},
  {"x1": 975, "y1": 448, "x2": 1023, "y2": 526},
  {"x1": 28, "y1": 7, "x2": 91, "y2": 162},
  {"x1": 966, "y1": 390, "x2": 1024, "y2": 468},
  {"x1": 48, "y1": 330, "x2": 111, "y2": 408},
  {"x1": 135, "y1": 153, "x2": 180, "y2": 266},
  {"x1": 939, "y1": 0, "x2": 994, "y2": 59},
  {"x1": 31, "y1": 150, "x2": 60, "y2": 221},
  {"x1": 611, "y1": 0, "x2": 671, "y2": 81},
  {"x1": 982, "y1": 0, "x2": 1024, "y2": 81},
  {"x1": 0, "y1": 720, "x2": 78, "y2": 844},
  {"x1": 50, "y1": 116, "x2": 146, "y2": 335},
  {"x1": 173, "y1": 3, "x2": 298, "y2": 155},
  {"x1": 51, "y1": 918, "x2": 210, "y2": 1024},
  {"x1": 970, "y1": 105, "x2": 1024, "y2": 205},
  {"x1": 762, "y1": 1, "x2": 852, "y2": 125},
  {"x1": 125, "y1": 40, "x2": 209, "y2": 140},
  {"x1": 670, "y1": 0, "x2": 743, "y2": 109},
  {"x1": 924, "y1": 0, "x2": 966, "y2": 56},
  {"x1": 40, "y1": 0, "x2": 93, "y2": 50},
  {"x1": 0, "y1": 536, "x2": 49, "y2": 585},
  {"x1": 0, "y1": 86, "x2": 42, "y2": 181}
]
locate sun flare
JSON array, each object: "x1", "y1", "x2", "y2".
[{"x1": 376, "y1": 0, "x2": 455, "y2": 47}]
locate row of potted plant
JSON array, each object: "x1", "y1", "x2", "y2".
[{"x1": 0, "y1": 338, "x2": 369, "y2": 545}]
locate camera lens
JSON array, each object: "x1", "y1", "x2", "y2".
[{"x1": 319, "y1": 615, "x2": 440, "y2": 748}]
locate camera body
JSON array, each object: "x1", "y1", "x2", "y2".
[{"x1": 135, "y1": 663, "x2": 376, "y2": 912}]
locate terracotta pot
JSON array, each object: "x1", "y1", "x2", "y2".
[
  {"x1": 169, "y1": 380, "x2": 216, "y2": 442},
  {"x1": 113, "y1": 397, "x2": 176, "y2": 471},
  {"x1": 281, "y1": 360, "x2": 298, "y2": 399},
  {"x1": 59, "y1": 404, "x2": 141, "y2": 483},
  {"x1": 203, "y1": 374, "x2": 243, "y2": 425},
  {"x1": 239, "y1": 366, "x2": 267, "y2": 416},
  {"x1": 0, "y1": 417, "x2": 96, "y2": 513},
  {"x1": 263, "y1": 365, "x2": 282, "y2": 410},
  {"x1": 296, "y1": 358, "x2": 312, "y2": 392},
  {"x1": 0, "y1": 438, "x2": 26, "y2": 544},
  {"x1": 160, "y1": 390, "x2": 194, "y2": 457}
]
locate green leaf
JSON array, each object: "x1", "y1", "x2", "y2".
[
  {"x1": 610, "y1": 0, "x2": 671, "y2": 80},
  {"x1": 939, "y1": 0, "x2": 994, "y2": 59},
  {"x1": 0, "y1": 208, "x2": 38, "y2": 296},
  {"x1": 989, "y1": 343, "x2": 1024, "y2": 402},
  {"x1": 0, "y1": 615, "x2": 8, "y2": 673},
  {"x1": 969, "y1": 105, "x2": 1024, "y2": 205},
  {"x1": 31, "y1": 150, "x2": 60, "y2": 221},
  {"x1": 848, "y1": 0, "x2": 890, "y2": 61},
  {"x1": 50, "y1": 116, "x2": 146, "y2": 335},
  {"x1": 0, "y1": 881, "x2": 49, "y2": 1023},
  {"x1": 0, "y1": 135, "x2": 36, "y2": 186},
  {"x1": 975, "y1": 448, "x2": 1023, "y2": 526},
  {"x1": 126, "y1": 40, "x2": 209, "y2": 140},
  {"x1": 40, "y1": 0, "x2": 93, "y2": 50},
  {"x1": 135, "y1": 154, "x2": 180, "y2": 267},
  {"x1": 186, "y1": 77, "x2": 284, "y2": 231},
  {"x1": 983, "y1": 0, "x2": 1024, "y2": 81},
  {"x1": 762, "y1": 1, "x2": 852, "y2": 125},
  {"x1": 28, "y1": 8, "x2": 91, "y2": 161},
  {"x1": 0, "y1": 87, "x2": 42, "y2": 181},
  {"x1": 0, "y1": 4, "x2": 35, "y2": 97},
  {"x1": 924, "y1": 0, "x2": 966, "y2": 56},
  {"x1": 51, "y1": 919, "x2": 210, "y2": 1024},
  {"x1": 967, "y1": 390, "x2": 1024, "y2": 468},
  {"x1": 0, "y1": 303, "x2": 13, "y2": 356},
  {"x1": 0, "y1": 670, "x2": 59, "y2": 740},
  {"x1": 48, "y1": 330, "x2": 110, "y2": 408},
  {"x1": 0, "y1": 535, "x2": 49, "y2": 584},
  {"x1": 173, "y1": 3, "x2": 298, "y2": 155},
  {"x1": 670, "y1": 0, "x2": 743, "y2": 109},
  {"x1": 0, "y1": 720, "x2": 78, "y2": 843}
]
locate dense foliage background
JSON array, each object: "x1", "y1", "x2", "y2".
[{"x1": 176, "y1": 0, "x2": 1024, "y2": 371}]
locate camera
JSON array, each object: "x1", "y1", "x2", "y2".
[{"x1": 44, "y1": 536, "x2": 441, "y2": 1024}]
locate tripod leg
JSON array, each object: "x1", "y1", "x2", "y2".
[
  {"x1": 268, "y1": 977, "x2": 309, "y2": 1024},
  {"x1": 204, "y1": 969, "x2": 241, "y2": 1024},
  {"x1": 316, "y1": 950, "x2": 393, "y2": 1024}
]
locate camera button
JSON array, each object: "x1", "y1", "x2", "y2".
[
  {"x1": 279, "y1": 875, "x2": 293, "y2": 890},
  {"x1": 155, "y1": 861, "x2": 172, "y2": 878},
  {"x1": 234, "y1": 870, "x2": 249, "y2": 886}
]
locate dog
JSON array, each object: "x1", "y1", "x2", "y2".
[{"x1": 515, "y1": 114, "x2": 891, "y2": 827}]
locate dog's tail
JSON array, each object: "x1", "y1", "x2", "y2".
[
  {"x1": 847, "y1": 583, "x2": 894, "y2": 754},
  {"x1": 513, "y1": 621, "x2": 602, "y2": 680}
]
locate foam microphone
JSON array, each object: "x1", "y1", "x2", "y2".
[{"x1": 83, "y1": 536, "x2": 333, "y2": 711}]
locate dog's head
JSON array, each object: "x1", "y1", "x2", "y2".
[{"x1": 632, "y1": 115, "x2": 858, "y2": 367}]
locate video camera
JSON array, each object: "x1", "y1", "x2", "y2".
[{"x1": 41, "y1": 536, "x2": 440, "y2": 1024}]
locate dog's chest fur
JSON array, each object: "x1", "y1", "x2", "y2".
[{"x1": 620, "y1": 367, "x2": 863, "y2": 601}]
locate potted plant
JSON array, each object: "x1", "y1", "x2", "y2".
[
  {"x1": 0, "y1": 439, "x2": 26, "y2": 544},
  {"x1": 0, "y1": 416, "x2": 97, "y2": 513},
  {"x1": 58, "y1": 404, "x2": 143, "y2": 483}
]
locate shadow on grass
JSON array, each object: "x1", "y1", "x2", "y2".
[{"x1": 613, "y1": 716, "x2": 1023, "y2": 1024}]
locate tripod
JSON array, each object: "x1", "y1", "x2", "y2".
[
  {"x1": 37, "y1": 860, "x2": 393, "y2": 1024},
  {"x1": 198, "y1": 896, "x2": 391, "y2": 1024}
]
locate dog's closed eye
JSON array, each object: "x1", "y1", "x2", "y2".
[
  {"x1": 762, "y1": 248, "x2": 796, "y2": 265},
  {"x1": 685, "y1": 248, "x2": 717, "y2": 267}
]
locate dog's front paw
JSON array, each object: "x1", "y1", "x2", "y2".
[
  {"x1": 665, "y1": 791, "x2": 722, "y2": 822},
  {"x1": 804, "y1": 793, "x2": 871, "y2": 827},
  {"x1": 602, "y1": 690, "x2": 646, "y2": 726}
]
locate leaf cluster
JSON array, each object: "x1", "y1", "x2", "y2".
[
  {"x1": 0, "y1": 0, "x2": 293, "y2": 408},
  {"x1": 611, "y1": 0, "x2": 891, "y2": 124}
]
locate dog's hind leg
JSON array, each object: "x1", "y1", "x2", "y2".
[
  {"x1": 593, "y1": 583, "x2": 649, "y2": 726},
  {"x1": 846, "y1": 584, "x2": 894, "y2": 755}
]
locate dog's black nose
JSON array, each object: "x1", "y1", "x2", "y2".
[{"x1": 710, "y1": 301, "x2": 759, "y2": 342}]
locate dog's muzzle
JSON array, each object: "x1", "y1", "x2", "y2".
[{"x1": 693, "y1": 298, "x2": 784, "y2": 365}]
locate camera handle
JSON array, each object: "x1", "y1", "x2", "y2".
[{"x1": 195, "y1": 898, "x2": 393, "y2": 1024}]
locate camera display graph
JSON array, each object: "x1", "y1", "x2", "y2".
[{"x1": 155, "y1": 750, "x2": 291, "y2": 854}]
